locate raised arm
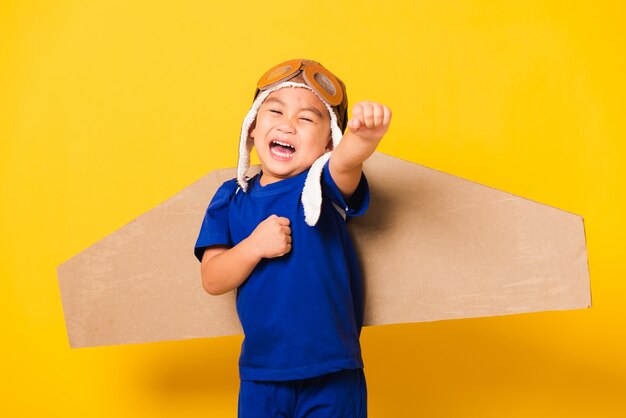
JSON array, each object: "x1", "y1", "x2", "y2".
[{"x1": 329, "y1": 101, "x2": 392, "y2": 201}]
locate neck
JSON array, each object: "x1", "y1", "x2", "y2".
[{"x1": 259, "y1": 171, "x2": 284, "y2": 186}]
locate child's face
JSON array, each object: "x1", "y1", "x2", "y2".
[{"x1": 251, "y1": 87, "x2": 332, "y2": 184}]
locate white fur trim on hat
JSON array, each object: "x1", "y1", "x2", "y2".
[{"x1": 237, "y1": 81, "x2": 343, "y2": 226}]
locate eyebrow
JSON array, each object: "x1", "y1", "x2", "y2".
[{"x1": 264, "y1": 97, "x2": 325, "y2": 118}]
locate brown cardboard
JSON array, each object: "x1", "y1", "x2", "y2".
[{"x1": 56, "y1": 152, "x2": 591, "y2": 348}]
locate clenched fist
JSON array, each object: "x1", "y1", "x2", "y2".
[
  {"x1": 247, "y1": 214, "x2": 292, "y2": 259},
  {"x1": 347, "y1": 101, "x2": 392, "y2": 142}
]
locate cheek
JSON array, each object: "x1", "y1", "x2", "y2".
[
  {"x1": 253, "y1": 118, "x2": 273, "y2": 136},
  {"x1": 253, "y1": 137, "x2": 265, "y2": 152},
  {"x1": 250, "y1": 121, "x2": 269, "y2": 144}
]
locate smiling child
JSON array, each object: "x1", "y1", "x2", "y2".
[{"x1": 194, "y1": 58, "x2": 391, "y2": 418}]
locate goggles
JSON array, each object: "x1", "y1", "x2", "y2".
[{"x1": 255, "y1": 59, "x2": 344, "y2": 107}]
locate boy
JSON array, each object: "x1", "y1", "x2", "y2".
[{"x1": 194, "y1": 59, "x2": 391, "y2": 417}]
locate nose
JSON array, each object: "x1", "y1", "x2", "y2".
[{"x1": 276, "y1": 116, "x2": 295, "y2": 134}]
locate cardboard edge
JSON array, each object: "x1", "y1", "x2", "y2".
[
  {"x1": 370, "y1": 151, "x2": 585, "y2": 218},
  {"x1": 580, "y1": 215, "x2": 593, "y2": 308},
  {"x1": 363, "y1": 304, "x2": 593, "y2": 329}
]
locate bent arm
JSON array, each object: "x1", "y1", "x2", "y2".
[{"x1": 200, "y1": 238, "x2": 261, "y2": 296}]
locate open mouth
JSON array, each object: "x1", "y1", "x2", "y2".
[{"x1": 269, "y1": 140, "x2": 296, "y2": 160}]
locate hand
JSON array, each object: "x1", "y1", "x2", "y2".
[
  {"x1": 347, "y1": 101, "x2": 392, "y2": 142},
  {"x1": 247, "y1": 214, "x2": 292, "y2": 259}
]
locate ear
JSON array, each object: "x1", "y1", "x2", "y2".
[
  {"x1": 324, "y1": 134, "x2": 333, "y2": 152},
  {"x1": 249, "y1": 120, "x2": 257, "y2": 140}
]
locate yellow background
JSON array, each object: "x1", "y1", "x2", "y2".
[{"x1": 1, "y1": 0, "x2": 624, "y2": 416}]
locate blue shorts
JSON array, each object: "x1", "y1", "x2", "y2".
[{"x1": 238, "y1": 368, "x2": 367, "y2": 418}]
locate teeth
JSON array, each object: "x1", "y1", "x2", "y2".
[
  {"x1": 271, "y1": 148, "x2": 294, "y2": 158},
  {"x1": 272, "y1": 140, "x2": 295, "y2": 149}
]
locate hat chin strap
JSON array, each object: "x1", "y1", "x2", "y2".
[
  {"x1": 301, "y1": 151, "x2": 332, "y2": 226},
  {"x1": 237, "y1": 81, "x2": 344, "y2": 226}
]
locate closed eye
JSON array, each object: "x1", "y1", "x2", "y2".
[
  {"x1": 269, "y1": 109, "x2": 282, "y2": 115},
  {"x1": 300, "y1": 117, "x2": 313, "y2": 122}
]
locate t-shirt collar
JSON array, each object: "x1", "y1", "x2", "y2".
[{"x1": 251, "y1": 168, "x2": 311, "y2": 194}]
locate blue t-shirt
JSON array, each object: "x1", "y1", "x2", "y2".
[{"x1": 194, "y1": 159, "x2": 370, "y2": 381}]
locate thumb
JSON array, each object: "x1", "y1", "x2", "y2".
[{"x1": 348, "y1": 117, "x2": 361, "y2": 132}]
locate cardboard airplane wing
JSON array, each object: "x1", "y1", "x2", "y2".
[{"x1": 56, "y1": 152, "x2": 591, "y2": 348}]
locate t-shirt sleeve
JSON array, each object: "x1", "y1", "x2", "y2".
[
  {"x1": 321, "y1": 158, "x2": 370, "y2": 220},
  {"x1": 193, "y1": 179, "x2": 238, "y2": 263}
]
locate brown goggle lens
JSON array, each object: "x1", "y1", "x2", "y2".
[
  {"x1": 303, "y1": 64, "x2": 343, "y2": 106},
  {"x1": 257, "y1": 59, "x2": 303, "y2": 89}
]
